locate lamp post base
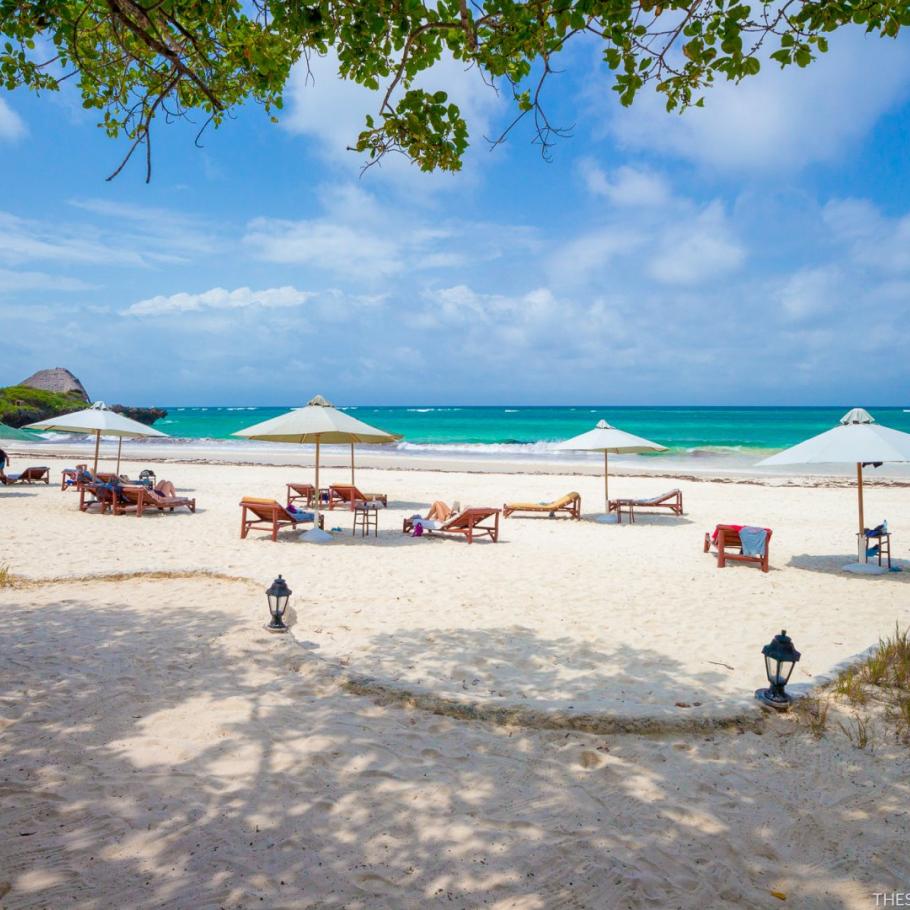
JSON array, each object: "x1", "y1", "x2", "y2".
[
  {"x1": 754, "y1": 688, "x2": 791, "y2": 711},
  {"x1": 265, "y1": 622, "x2": 289, "y2": 634}
]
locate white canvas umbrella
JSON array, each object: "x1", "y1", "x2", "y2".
[
  {"x1": 25, "y1": 401, "x2": 168, "y2": 473},
  {"x1": 556, "y1": 419, "x2": 667, "y2": 521},
  {"x1": 758, "y1": 408, "x2": 910, "y2": 565},
  {"x1": 233, "y1": 395, "x2": 401, "y2": 542}
]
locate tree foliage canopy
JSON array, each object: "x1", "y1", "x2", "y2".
[{"x1": 1, "y1": 0, "x2": 906, "y2": 179}]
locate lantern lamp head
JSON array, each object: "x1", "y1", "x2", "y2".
[
  {"x1": 755, "y1": 629, "x2": 801, "y2": 710},
  {"x1": 265, "y1": 574, "x2": 292, "y2": 633}
]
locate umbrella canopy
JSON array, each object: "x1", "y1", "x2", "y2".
[
  {"x1": 758, "y1": 407, "x2": 910, "y2": 537},
  {"x1": 556, "y1": 419, "x2": 667, "y2": 514},
  {"x1": 25, "y1": 401, "x2": 168, "y2": 472},
  {"x1": 233, "y1": 395, "x2": 401, "y2": 541},
  {"x1": 0, "y1": 422, "x2": 39, "y2": 441}
]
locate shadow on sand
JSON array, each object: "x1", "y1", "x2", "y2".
[{"x1": 0, "y1": 583, "x2": 908, "y2": 908}]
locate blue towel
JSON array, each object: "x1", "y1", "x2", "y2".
[{"x1": 739, "y1": 526, "x2": 767, "y2": 557}]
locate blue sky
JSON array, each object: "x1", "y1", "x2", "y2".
[{"x1": 2, "y1": 28, "x2": 910, "y2": 406}]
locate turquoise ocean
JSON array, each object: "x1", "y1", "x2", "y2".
[{"x1": 148, "y1": 406, "x2": 910, "y2": 461}]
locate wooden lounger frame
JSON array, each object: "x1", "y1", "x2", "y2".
[
  {"x1": 503, "y1": 492, "x2": 581, "y2": 520},
  {"x1": 403, "y1": 508, "x2": 501, "y2": 544},
  {"x1": 240, "y1": 497, "x2": 324, "y2": 541},
  {"x1": 704, "y1": 524, "x2": 772, "y2": 573},
  {"x1": 608, "y1": 489, "x2": 683, "y2": 524},
  {"x1": 2, "y1": 466, "x2": 50, "y2": 485},
  {"x1": 327, "y1": 484, "x2": 388, "y2": 510},
  {"x1": 286, "y1": 483, "x2": 316, "y2": 508},
  {"x1": 120, "y1": 485, "x2": 196, "y2": 517}
]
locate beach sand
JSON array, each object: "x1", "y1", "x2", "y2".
[{"x1": 2, "y1": 453, "x2": 910, "y2": 907}]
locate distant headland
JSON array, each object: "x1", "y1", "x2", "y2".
[{"x1": 0, "y1": 367, "x2": 167, "y2": 428}]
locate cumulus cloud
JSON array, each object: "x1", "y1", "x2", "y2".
[
  {"x1": 604, "y1": 30, "x2": 910, "y2": 172},
  {"x1": 822, "y1": 198, "x2": 910, "y2": 273},
  {"x1": 123, "y1": 285, "x2": 314, "y2": 316},
  {"x1": 579, "y1": 160, "x2": 671, "y2": 207},
  {"x1": 648, "y1": 202, "x2": 745, "y2": 285},
  {"x1": 244, "y1": 181, "x2": 539, "y2": 280},
  {"x1": 0, "y1": 98, "x2": 25, "y2": 141}
]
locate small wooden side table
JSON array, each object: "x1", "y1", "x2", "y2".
[
  {"x1": 863, "y1": 529, "x2": 892, "y2": 568},
  {"x1": 353, "y1": 503, "x2": 380, "y2": 537}
]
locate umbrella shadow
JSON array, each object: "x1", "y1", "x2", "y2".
[{"x1": 789, "y1": 553, "x2": 910, "y2": 580}]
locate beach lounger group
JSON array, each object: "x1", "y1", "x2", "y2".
[
  {"x1": 503, "y1": 492, "x2": 581, "y2": 520},
  {"x1": 1, "y1": 466, "x2": 50, "y2": 485},
  {"x1": 240, "y1": 497, "x2": 324, "y2": 541},
  {"x1": 608, "y1": 489, "x2": 683, "y2": 523},
  {"x1": 78, "y1": 481, "x2": 196, "y2": 517},
  {"x1": 403, "y1": 508, "x2": 501, "y2": 543},
  {"x1": 704, "y1": 524, "x2": 772, "y2": 572}
]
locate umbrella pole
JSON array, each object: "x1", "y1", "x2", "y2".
[
  {"x1": 116, "y1": 437, "x2": 123, "y2": 476},
  {"x1": 315, "y1": 437, "x2": 321, "y2": 522},
  {"x1": 92, "y1": 430, "x2": 100, "y2": 473},
  {"x1": 604, "y1": 450, "x2": 609, "y2": 514},
  {"x1": 351, "y1": 442, "x2": 355, "y2": 486},
  {"x1": 857, "y1": 462, "x2": 865, "y2": 537}
]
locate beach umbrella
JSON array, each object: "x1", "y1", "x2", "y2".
[
  {"x1": 24, "y1": 401, "x2": 168, "y2": 473},
  {"x1": 0, "y1": 422, "x2": 39, "y2": 442},
  {"x1": 233, "y1": 394, "x2": 401, "y2": 542},
  {"x1": 757, "y1": 408, "x2": 910, "y2": 559},
  {"x1": 556, "y1": 419, "x2": 667, "y2": 520}
]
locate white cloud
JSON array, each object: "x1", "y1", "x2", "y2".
[
  {"x1": 0, "y1": 268, "x2": 94, "y2": 294},
  {"x1": 0, "y1": 98, "x2": 25, "y2": 141},
  {"x1": 822, "y1": 198, "x2": 910, "y2": 273},
  {"x1": 649, "y1": 202, "x2": 745, "y2": 285},
  {"x1": 244, "y1": 181, "x2": 539, "y2": 280},
  {"x1": 776, "y1": 266, "x2": 843, "y2": 322},
  {"x1": 123, "y1": 285, "x2": 314, "y2": 316},
  {"x1": 68, "y1": 198, "x2": 222, "y2": 259},
  {"x1": 580, "y1": 160, "x2": 670, "y2": 207},
  {"x1": 605, "y1": 30, "x2": 910, "y2": 172}
]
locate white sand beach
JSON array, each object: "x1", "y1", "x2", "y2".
[{"x1": 2, "y1": 451, "x2": 910, "y2": 907}]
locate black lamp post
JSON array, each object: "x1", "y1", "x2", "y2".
[
  {"x1": 755, "y1": 629, "x2": 801, "y2": 710},
  {"x1": 265, "y1": 575, "x2": 292, "y2": 633}
]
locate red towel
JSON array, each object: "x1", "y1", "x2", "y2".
[{"x1": 711, "y1": 524, "x2": 771, "y2": 544}]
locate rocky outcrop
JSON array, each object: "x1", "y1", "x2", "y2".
[
  {"x1": 110, "y1": 405, "x2": 168, "y2": 426},
  {"x1": 2, "y1": 367, "x2": 167, "y2": 429},
  {"x1": 19, "y1": 368, "x2": 90, "y2": 402}
]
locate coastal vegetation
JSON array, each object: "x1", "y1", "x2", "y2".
[
  {"x1": 0, "y1": 384, "x2": 167, "y2": 428},
  {"x1": 3, "y1": 0, "x2": 906, "y2": 179},
  {"x1": 0, "y1": 385, "x2": 87, "y2": 429},
  {"x1": 796, "y1": 624, "x2": 910, "y2": 749}
]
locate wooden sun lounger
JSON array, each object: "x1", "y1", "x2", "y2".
[
  {"x1": 120, "y1": 485, "x2": 196, "y2": 518},
  {"x1": 704, "y1": 524, "x2": 772, "y2": 572},
  {"x1": 61, "y1": 464, "x2": 89, "y2": 491},
  {"x1": 78, "y1": 483, "x2": 125, "y2": 515},
  {"x1": 503, "y1": 492, "x2": 581, "y2": 519},
  {"x1": 240, "y1": 497, "x2": 324, "y2": 541},
  {"x1": 608, "y1": 489, "x2": 683, "y2": 524},
  {"x1": 287, "y1": 483, "x2": 316, "y2": 508},
  {"x1": 327, "y1": 484, "x2": 388, "y2": 510},
  {"x1": 2, "y1": 466, "x2": 50, "y2": 485},
  {"x1": 404, "y1": 508, "x2": 501, "y2": 543}
]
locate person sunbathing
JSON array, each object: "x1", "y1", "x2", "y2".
[
  {"x1": 425, "y1": 500, "x2": 455, "y2": 522},
  {"x1": 154, "y1": 479, "x2": 178, "y2": 498}
]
